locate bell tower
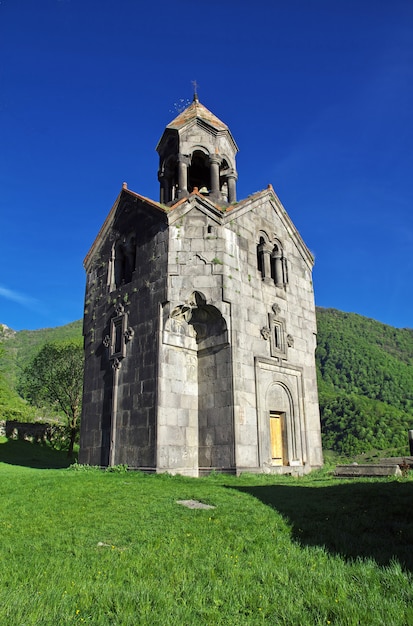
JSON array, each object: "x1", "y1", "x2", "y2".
[
  {"x1": 80, "y1": 92, "x2": 323, "y2": 475},
  {"x1": 156, "y1": 95, "x2": 238, "y2": 205}
]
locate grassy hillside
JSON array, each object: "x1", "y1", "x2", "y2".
[{"x1": 316, "y1": 308, "x2": 413, "y2": 456}]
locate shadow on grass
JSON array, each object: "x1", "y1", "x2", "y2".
[
  {"x1": 229, "y1": 481, "x2": 413, "y2": 571},
  {"x1": 0, "y1": 438, "x2": 73, "y2": 469}
]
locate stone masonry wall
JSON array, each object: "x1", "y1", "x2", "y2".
[
  {"x1": 79, "y1": 195, "x2": 168, "y2": 468},
  {"x1": 221, "y1": 192, "x2": 322, "y2": 471},
  {"x1": 156, "y1": 200, "x2": 235, "y2": 475},
  {"x1": 155, "y1": 190, "x2": 322, "y2": 474}
]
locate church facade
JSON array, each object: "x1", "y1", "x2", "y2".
[{"x1": 79, "y1": 96, "x2": 323, "y2": 475}]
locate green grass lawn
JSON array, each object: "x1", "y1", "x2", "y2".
[{"x1": 1, "y1": 441, "x2": 413, "y2": 625}]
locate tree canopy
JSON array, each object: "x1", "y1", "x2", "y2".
[{"x1": 19, "y1": 341, "x2": 84, "y2": 456}]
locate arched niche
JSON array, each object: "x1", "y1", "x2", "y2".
[
  {"x1": 167, "y1": 291, "x2": 233, "y2": 470},
  {"x1": 170, "y1": 291, "x2": 228, "y2": 350}
]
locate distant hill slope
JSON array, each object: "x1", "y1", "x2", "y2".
[
  {"x1": 0, "y1": 320, "x2": 82, "y2": 390},
  {"x1": 1, "y1": 311, "x2": 412, "y2": 456},
  {"x1": 315, "y1": 308, "x2": 413, "y2": 455},
  {"x1": 0, "y1": 320, "x2": 82, "y2": 420}
]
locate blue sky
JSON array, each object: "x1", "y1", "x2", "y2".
[{"x1": 1, "y1": 0, "x2": 412, "y2": 331}]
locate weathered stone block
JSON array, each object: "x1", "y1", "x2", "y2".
[{"x1": 334, "y1": 464, "x2": 402, "y2": 478}]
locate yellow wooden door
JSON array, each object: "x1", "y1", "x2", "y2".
[{"x1": 270, "y1": 412, "x2": 283, "y2": 465}]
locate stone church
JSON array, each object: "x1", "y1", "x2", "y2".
[{"x1": 79, "y1": 95, "x2": 323, "y2": 475}]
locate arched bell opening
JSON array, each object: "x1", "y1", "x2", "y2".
[
  {"x1": 219, "y1": 158, "x2": 230, "y2": 202},
  {"x1": 188, "y1": 151, "x2": 211, "y2": 194},
  {"x1": 159, "y1": 155, "x2": 180, "y2": 204}
]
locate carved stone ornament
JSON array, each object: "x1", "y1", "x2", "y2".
[
  {"x1": 272, "y1": 303, "x2": 281, "y2": 315},
  {"x1": 170, "y1": 304, "x2": 192, "y2": 323},
  {"x1": 110, "y1": 229, "x2": 121, "y2": 242},
  {"x1": 124, "y1": 327, "x2": 134, "y2": 342},
  {"x1": 170, "y1": 291, "x2": 208, "y2": 323},
  {"x1": 112, "y1": 357, "x2": 122, "y2": 370},
  {"x1": 115, "y1": 302, "x2": 125, "y2": 316},
  {"x1": 287, "y1": 334, "x2": 294, "y2": 347},
  {"x1": 103, "y1": 335, "x2": 111, "y2": 348},
  {"x1": 261, "y1": 327, "x2": 271, "y2": 340}
]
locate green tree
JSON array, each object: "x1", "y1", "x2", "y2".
[{"x1": 19, "y1": 341, "x2": 84, "y2": 457}]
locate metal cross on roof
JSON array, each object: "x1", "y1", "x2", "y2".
[{"x1": 191, "y1": 79, "x2": 199, "y2": 100}]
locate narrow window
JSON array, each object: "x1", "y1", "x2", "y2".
[
  {"x1": 114, "y1": 243, "x2": 126, "y2": 288},
  {"x1": 114, "y1": 322, "x2": 122, "y2": 355},
  {"x1": 257, "y1": 237, "x2": 265, "y2": 276},
  {"x1": 274, "y1": 324, "x2": 281, "y2": 349},
  {"x1": 269, "y1": 316, "x2": 287, "y2": 358},
  {"x1": 113, "y1": 235, "x2": 136, "y2": 289},
  {"x1": 110, "y1": 315, "x2": 126, "y2": 359}
]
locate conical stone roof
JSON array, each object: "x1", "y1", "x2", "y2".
[{"x1": 166, "y1": 95, "x2": 228, "y2": 131}]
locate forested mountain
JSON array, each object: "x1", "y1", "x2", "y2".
[
  {"x1": 0, "y1": 320, "x2": 82, "y2": 389},
  {"x1": 1, "y1": 311, "x2": 412, "y2": 457},
  {"x1": 316, "y1": 308, "x2": 413, "y2": 455},
  {"x1": 0, "y1": 321, "x2": 82, "y2": 421}
]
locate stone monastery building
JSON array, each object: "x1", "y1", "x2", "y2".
[{"x1": 79, "y1": 95, "x2": 323, "y2": 475}]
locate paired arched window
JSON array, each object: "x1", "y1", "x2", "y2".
[{"x1": 257, "y1": 234, "x2": 288, "y2": 287}]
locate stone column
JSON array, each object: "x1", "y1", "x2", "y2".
[
  {"x1": 227, "y1": 170, "x2": 238, "y2": 203},
  {"x1": 109, "y1": 360, "x2": 120, "y2": 466},
  {"x1": 158, "y1": 172, "x2": 167, "y2": 204},
  {"x1": 209, "y1": 154, "x2": 221, "y2": 201},
  {"x1": 163, "y1": 176, "x2": 171, "y2": 204},
  {"x1": 177, "y1": 154, "x2": 189, "y2": 199},
  {"x1": 272, "y1": 251, "x2": 283, "y2": 287}
]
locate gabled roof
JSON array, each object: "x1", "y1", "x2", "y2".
[
  {"x1": 167, "y1": 190, "x2": 226, "y2": 224},
  {"x1": 166, "y1": 95, "x2": 228, "y2": 132},
  {"x1": 223, "y1": 185, "x2": 315, "y2": 267},
  {"x1": 84, "y1": 184, "x2": 314, "y2": 273},
  {"x1": 84, "y1": 186, "x2": 166, "y2": 271}
]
